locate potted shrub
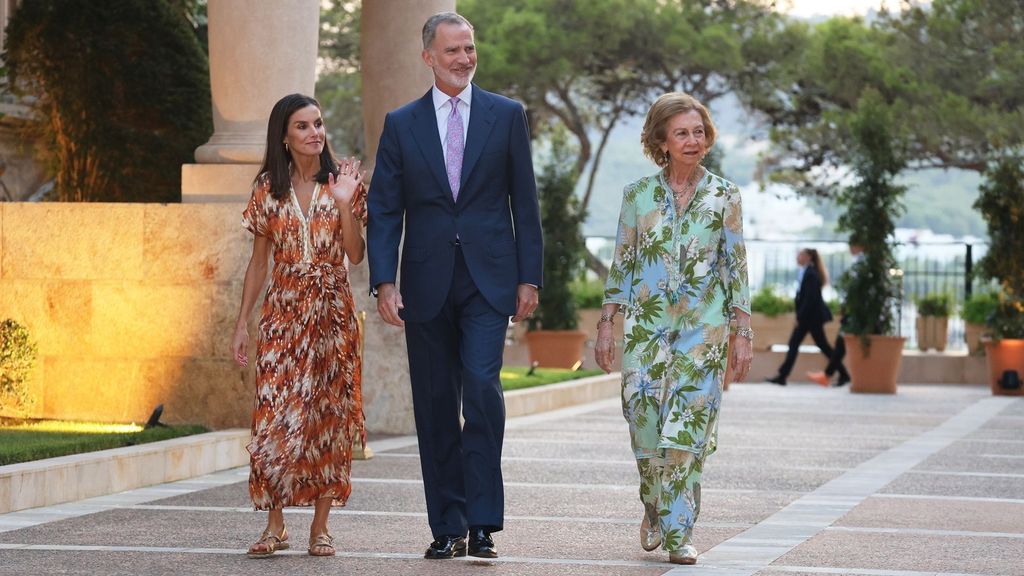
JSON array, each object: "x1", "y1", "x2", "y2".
[
  {"x1": 525, "y1": 131, "x2": 587, "y2": 368},
  {"x1": 961, "y1": 291, "x2": 998, "y2": 355},
  {"x1": 835, "y1": 92, "x2": 907, "y2": 394},
  {"x1": 749, "y1": 286, "x2": 796, "y2": 351},
  {"x1": 915, "y1": 293, "x2": 952, "y2": 352},
  {"x1": 973, "y1": 157, "x2": 1024, "y2": 396}
]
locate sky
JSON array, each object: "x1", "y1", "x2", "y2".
[{"x1": 779, "y1": 0, "x2": 921, "y2": 18}]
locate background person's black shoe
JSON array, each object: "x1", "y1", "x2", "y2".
[
  {"x1": 766, "y1": 375, "x2": 787, "y2": 386},
  {"x1": 468, "y1": 528, "x2": 497, "y2": 558},
  {"x1": 835, "y1": 375, "x2": 850, "y2": 387},
  {"x1": 424, "y1": 535, "x2": 467, "y2": 559}
]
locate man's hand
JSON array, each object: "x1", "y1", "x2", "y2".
[
  {"x1": 511, "y1": 284, "x2": 539, "y2": 323},
  {"x1": 376, "y1": 283, "x2": 405, "y2": 327}
]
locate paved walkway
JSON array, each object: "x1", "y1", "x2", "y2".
[{"x1": 0, "y1": 383, "x2": 1021, "y2": 575}]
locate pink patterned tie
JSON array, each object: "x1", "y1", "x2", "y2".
[{"x1": 445, "y1": 97, "x2": 464, "y2": 201}]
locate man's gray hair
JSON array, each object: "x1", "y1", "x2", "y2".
[{"x1": 422, "y1": 11, "x2": 474, "y2": 50}]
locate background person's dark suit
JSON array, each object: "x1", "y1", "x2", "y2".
[
  {"x1": 773, "y1": 265, "x2": 835, "y2": 383},
  {"x1": 367, "y1": 84, "x2": 543, "y2": 539}
]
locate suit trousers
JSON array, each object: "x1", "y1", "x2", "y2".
[
  {"x1": 777, "y1": 322, "x2": 835, "y2": 378},
  {"x1": 404, "y1": 247, "x2": 508, "y2": 538},
  {"x1": 824, "y1": 333, "x2": 851, "y2": 381}
]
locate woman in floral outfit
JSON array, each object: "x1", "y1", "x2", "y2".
[{"x1": 595, "y1": 92, "x2": 753, "y2": 565}]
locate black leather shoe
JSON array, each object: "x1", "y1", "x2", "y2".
[
  {"x1": 766, "y1": 375, "x2": 787, "y2": 386},
  {"x1": 424, "y1": 535, "x2": 467, "y2": 559},
  {"x1": 468, "y1": 528, "x2": 497, "y2": 558},
  {"x1": 835, "y1": 375, "x2": 850, "y2": 387}
]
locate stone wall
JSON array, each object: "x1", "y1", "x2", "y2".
[
  {"x1": 1, "y1": 202, "x2": 255, "y2": 428},
  {"x1": 0, "y1": 202, "x2": 416, "y2": 432}
]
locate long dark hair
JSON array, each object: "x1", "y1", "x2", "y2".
[
  {"x1": 804, "y1": 248, "x2": 829, "y2": 287},
  {"x1": 257, "y1": 93, "x2": 339, "y2": 200}
]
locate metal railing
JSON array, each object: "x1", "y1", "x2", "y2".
[{"x1": 585, "y1": 236, "x2": 990, "y2": 351}]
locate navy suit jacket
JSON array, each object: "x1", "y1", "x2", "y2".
[
  {"x1": 367, "y1": 85, "x2": 543, "y2": 323},
  {"x1": 795, "y1": 266, "x2": 833, "y2": 327}
]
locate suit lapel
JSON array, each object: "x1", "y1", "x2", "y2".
[
  {"x1": 459, "y1": 85, "x2": 496, "y2": 195},
  {"x1": 409, "y1": 91, "x2": 453, "y2": 199}
]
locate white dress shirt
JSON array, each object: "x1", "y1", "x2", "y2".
[{"x1": 432, "y1": 84, "x2": 472, "y2": 164}]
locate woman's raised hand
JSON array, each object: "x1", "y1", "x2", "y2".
[{"x1": 328, "y1": 157, "x2": 365, "y2": 207}]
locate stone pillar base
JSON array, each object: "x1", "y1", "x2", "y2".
[{"x1": 181, "y1": 163, "x2": 260, "y2": 203}]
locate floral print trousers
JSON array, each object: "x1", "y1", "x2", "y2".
[{"x1": 637, "y1": 449, "x2": 704, "y2": 552}]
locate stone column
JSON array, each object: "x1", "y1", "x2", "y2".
[
  {"x1": 352, "y1": 0, "x2": 454, "y2": 434},
  {"x1": 182, "y1": 0, "x2": 320, "y2": 202}
]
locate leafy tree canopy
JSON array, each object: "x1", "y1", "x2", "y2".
[
  {"x1": 743, "y1": 0, "x2": 1024, "y2": 197},
  {"x1": 3, "y1": 0, "x2": 212, "y2": 202}
]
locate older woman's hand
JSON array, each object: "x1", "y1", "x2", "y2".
[
  {"x1": 595, "y1": 323, "x2": 616, "y2": 374},
  {"x1": 731, "y1": 334, "x2": 753, "y2": 382}
]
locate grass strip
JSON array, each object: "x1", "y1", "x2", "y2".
[
  {"x1": 500, "y1": 366, "x2": 604, "y2": 391},
  {"x1": 0, "y1": 423, "x2": 208, "y2": 466}
]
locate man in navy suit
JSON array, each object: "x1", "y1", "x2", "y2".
[{"x1": 366, "y1": 11, "x2": 543, "y2": 560}]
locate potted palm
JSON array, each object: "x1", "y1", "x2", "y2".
[
  {"x1": 835, "y1": 92, "x2": 907, "y2": 394},
  {"x1": 915, "y1": 293, "x2": 952, "y2": 352},
  {"x1": 973, "y1": 157, "x2": 1024, "y2": 396},
  {"x1": 525, "y1": 131, "x2": 587, "y2": 368}
]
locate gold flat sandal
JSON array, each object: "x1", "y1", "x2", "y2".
[
  {"x1": 247, "y1": 527, "x2": 289, "y2": 558},
  {"x1": 308, "y1": 533, "x2": 336, "y2": 557}
]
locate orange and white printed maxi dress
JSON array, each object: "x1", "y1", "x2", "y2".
[{"x1": 242, "y1": 173, "x2": 365, "y2": 510}]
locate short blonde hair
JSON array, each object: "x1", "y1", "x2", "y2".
[{"x1": 641, "y1": 92, "x2": 717, "y2": 167}]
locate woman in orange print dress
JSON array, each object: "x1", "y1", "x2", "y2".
[{"x1": 231, "y1": 93, "x2": 366, "y2": 559}]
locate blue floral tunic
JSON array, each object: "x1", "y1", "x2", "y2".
[{"x1": 603, "y1": 168, "x2": 750, "y2": 461}]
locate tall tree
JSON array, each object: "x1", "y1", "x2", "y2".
[
  {"x1": 3, "y1": 0, "x2": 212, "y2": 202},
  {"x1": 462, "y1": 0, "x2": 783, "y2": 217},
  {"x1": 742, "y1": 0, "x2": 1024, "y2": 197},
  {"x1": 317, "y1": 1, "x2": 363, "y2": 156}
]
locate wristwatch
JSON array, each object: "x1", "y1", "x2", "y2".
[{"x1": 734, "y1": 326, "x2": 754, "y2": 341}]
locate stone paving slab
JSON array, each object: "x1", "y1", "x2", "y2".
[
  {"x1": 834, "y1": 495, "x2": 1024, "y2": 533},
  {"x1": 913, "y1": 451, "x2": 1024, "y2": 475},
  {"x1": 0, "y1": 549, "x2": 672, "y2": 576},
  {"x1": 879, "y1": 471, "x2": 1024, "y2": 500},
  {"x1": 0, "y1": 384, "x2": 1019, "y2": 576},
  {"x1": 771, "y1": 531, "x2": 1024, "y2": 576},
  {"x1": 936, "y1": 439, "x2": 1024, "y2": 458},
  {"x1": 145, "y1": 478, "x2": 801, "y2": 528}
]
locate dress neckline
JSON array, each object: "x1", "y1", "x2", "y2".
[
  {"x1": 290, "y1": 182, "x2": 320, "y2": 222},
  {"x1": 659, "y1": 168, "x2": 706, "y2": 215}
]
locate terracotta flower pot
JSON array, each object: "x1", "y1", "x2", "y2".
[
  {"x1": 983, "y1": 339, "x2": 1024, "y2": 396},
  {"x1": 749, "y1": 312, "x2": 794, "y2": 351},
  {"x1": 844, "y1": 334, "x2": 906, "y2": 394},
  {"x1": 915, "y1": 316, "x2": 949, "y2": 352},
  {"x1": 525, "y1": 330, "x2": 587, "y2": 369},
  {"x1": 964, "y1": 323, "x2": 987, "y2": 356}
]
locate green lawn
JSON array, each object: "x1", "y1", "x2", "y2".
[
  {"x1": 0, "y1": 421, "x2": 209, "y2": 466},
  {"x1": 500, "y1": 366, "x2": 604, "y2": 391}
]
